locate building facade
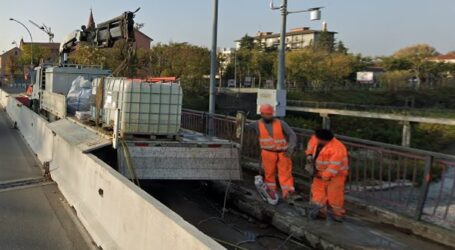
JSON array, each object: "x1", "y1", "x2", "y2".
[
  {"x1": 218, "y1": 48, "x2": 235, "y2": 70},
  {"x1": 134, "y1": 30, "x2": 154, "y2": 50},
  {"x1": 236, "y1": 27, "x2": 336, "y2": 50},
  {"x1": 20, "y1": 40, "x2": 60, "y2": 64},
  {"x1": 0, "y1": 47, "x2": 21, "y2": 83},
  {"x1": 430, "y1": 52, "x2": 455, "y2": 64}
]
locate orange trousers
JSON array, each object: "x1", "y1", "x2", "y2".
[
  {"x1": 261, "y1": 150, "x2": 295, "y2": 198},
  {"x1": 311, "y1": 175, "x2": 346, "y2": 217}
]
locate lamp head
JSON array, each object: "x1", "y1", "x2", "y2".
[{"x1": 309, "y1": 8, "x2": 322, "y2": 21}]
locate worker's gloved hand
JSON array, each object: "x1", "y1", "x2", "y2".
[
  {"x1": 306, "y1": 155, "x2": 314, "y2": 164},
  {"x1": 284, "y1": 147, "x2": 295, "y2": 158},
  {"x1": 304, "y1": 164, "x2": 314, "y2": 176},
  {"x1": 321, "y1": 172, "x2": 331, "y2": 182}
]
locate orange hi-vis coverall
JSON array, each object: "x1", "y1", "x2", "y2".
[
  {"x1": 306, "y1": 135, "x2": 349, "y2": 217},
  {"x1": 258, "y1": 120, "x2": 295, "y2": 198}
]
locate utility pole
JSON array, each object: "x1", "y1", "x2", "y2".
[
  {"x1": 208, "y1": 0, "x2": 219, "y2": 136},
  {"x1": 277, "y1": 0, "x2": 287, "y2": 90},
  {"x1": 270, "y1": 1, "x2": 323, "y2": 90},
  {"x1": 9, "y1": 18, "x2": 34, "y2": 66}
]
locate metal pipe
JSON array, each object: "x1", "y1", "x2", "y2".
[
  {"x1": 9, "y1": 18, "x2": 34, "y2": 66},
  {"x1": 277, "y1": 0, "x2": 287, "y2": 90},
  {"x1": 208, "y1": 0, "x2": 219, "y2": 136}
]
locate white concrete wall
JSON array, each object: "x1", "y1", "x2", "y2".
[
  {"x1": 4, "y1": 97, "x2": 53, "y2": 164},
  {"x1": 0, "y1": 90, "x2": 8, "y2": 107},
  {"x1": 50, "y1": 135, "x2": 222, "y2": 250},
  {"x1": 0, "y1": 89, "x2": 224, "y2": 250}
]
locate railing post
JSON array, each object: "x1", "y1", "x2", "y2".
[
  {"x1": 235, "y1": 111, "x2": 246, "y2": 149},
  {"x1": 401, "y1": 121, "x2": 412, "y2": 147},
  {"x1": 415, "y1": 155, "x2": 433, "y2": 220},
  {"x1": 321, "y1": 113, "x2": 330, "y2": 130},
  {"x1": 202, "y1": 112, "x2": 208, "y2": 135}
]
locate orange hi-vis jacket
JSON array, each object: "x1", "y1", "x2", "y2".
[
  {"x1": 306, "y1": 136, "x2": 349, "y2": 180},
  {"x1": 258, "y1": 120, "x2": 289, "y2": 152}
]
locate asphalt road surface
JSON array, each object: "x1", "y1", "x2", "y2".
[{"x1": 0, "y1": 109, "x2": 93, "y2": 250}]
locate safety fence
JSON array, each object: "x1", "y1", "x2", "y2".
[{"x1": 182, "y1": 109, "x2": 455, "y2": 230}]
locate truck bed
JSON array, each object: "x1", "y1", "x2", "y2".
[
  {"x1": 55, "y1": 117, "x2": 242, "y2": 181},
  {"x1": 118, "y1": 130, "x2": 242, "y2": 180}
]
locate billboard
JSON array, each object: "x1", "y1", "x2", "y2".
[{"x1": 357, "y1": 71, "x2": 374, "y2": 84}]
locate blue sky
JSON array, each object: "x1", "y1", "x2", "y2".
[{"x1": 1, "y1": 0, "x2": 454, "y2": 56}]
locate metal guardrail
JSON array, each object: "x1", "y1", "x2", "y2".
[
  {"x1": 181, "y1": 109, "x2": 455, "y2": 230},
  {"x1": 288, "y1": 100, "x2": 455, "y2": 119}
]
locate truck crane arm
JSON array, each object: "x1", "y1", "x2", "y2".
[{"x1": 59, "y1": 9, "x2": 139, "y2": 56}]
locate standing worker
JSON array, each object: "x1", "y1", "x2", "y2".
[
  {"x1": 305, "y1": 129, "x2": 349, "y2": 222},
  {"x1": 250, "y1": 104, "x2": 299, "y2": 203}
]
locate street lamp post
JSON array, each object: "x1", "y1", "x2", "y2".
[
  {"x1": 208, "y1": 0, "x2": 219, "y2": 136},
  {"x1": 270, "y1": 1, "x2": 323, "y2": 90},
  {"x1": 9, "y1": 18, "x2": 34, "y2": 66},
  {"x1": 276, "y1": 0, "x2": 287, "y2": 90}
]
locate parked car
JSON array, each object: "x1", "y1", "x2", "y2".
[{"x1": 227, "y1": 79, "x2": 236, "y2": 88}]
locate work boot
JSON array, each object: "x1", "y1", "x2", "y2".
[
  {"x1": 332, "y1": 215, "x2": 344, "y2": 223},
  {"x1": 309, "y1": 205, "x2": 326, "y2": 220},
  {"x1": 265, "y1": 188, "x2": 279, "y2": 205},
  {"x1": 283, "y1": 192, "x2": 303, "y2": 205}
]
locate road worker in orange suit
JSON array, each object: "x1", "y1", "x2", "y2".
[
  {"x1": 249, "y1": 104, "x2": 300, "y2": 202},
  {"x1": 305, "y1": 129, "x2": 349, "y2": 222}
]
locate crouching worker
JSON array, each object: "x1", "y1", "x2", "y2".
[
  {"x1": 249, "y1": 104, "x2": 300, "y2": 204},
  {"x1": 305, "y1": 129, "x2": 349, "y2": 222}
]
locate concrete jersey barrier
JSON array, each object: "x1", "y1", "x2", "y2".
[{"x1": 0, "y1": 89, "x2": 224, "y2": 250}]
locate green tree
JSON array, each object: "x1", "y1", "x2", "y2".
[
  {"x1": 286, "y1": 48, "x2": 354, "y2": 90},
  {"x1": 379, "y1": 70, "x2": 413, "y2": 92},
  {"x1": 69, "y1": 42, "x2": 122, "y2": 70},
  {"x1": 392, "y1": 44, "x2": 439, "y2": 88},
  {"x1": 238, "y1": 34, "x2": 256, "y2": 50},
  {"x1": 234, "y1": 48, "x2": 253, "y2": 85},
  {"x1": 20, "y1": 45, "x2": 52, "y2": 65},
  {"x1": 380, "y1": 56, "x2": 413, "y2": 71},
  {"x1": 393, "y1": 44, "x2": 438, "y2": 59},
  {"x1": 316, "y1": 31, "x2": 335, "y2": 52},
  {"x1": 335, "y1": 41, "x2": 348, "y2": 54},
  {"x1": 70, "y1": 41, "x2": 152, "y2": 77},
  {"x1": 5, "y1": 54, "x2": 21, "y2": 82},
  {"x1": 250, "y1": 49, "x2": 277, "y2": 87},
  {"x1": 149, "y1": 43, "x2": 210, "y2": 94}
]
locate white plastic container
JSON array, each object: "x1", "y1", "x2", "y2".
[{"x1": 92, "y1": 77, "x2": 183, "y2": 136}]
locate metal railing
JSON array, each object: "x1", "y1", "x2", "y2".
[
  {"x1": 288, "y1": 100, "x2": 455, "y2": 119},
  {"x1": 181, "y1": 109, "x2": 455, "y2": 230}
]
